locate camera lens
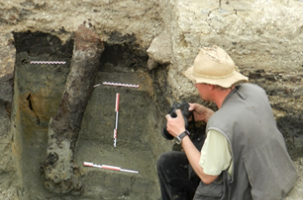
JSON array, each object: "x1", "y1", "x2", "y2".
[{"x1": 162, "y1": 127, "x2": 174, "y2": 140}]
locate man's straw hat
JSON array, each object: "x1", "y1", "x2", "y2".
[{"x1": 184, "y1": 45, "x2": 248, "y2": 88}]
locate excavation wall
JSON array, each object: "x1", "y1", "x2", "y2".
[{"x1": 0, "y1": 0, "x2": 302, "y2": 199}]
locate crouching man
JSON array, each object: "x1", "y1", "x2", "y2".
[{"x1": 157, "y1": 45, "x2": 297, "y2": 200}]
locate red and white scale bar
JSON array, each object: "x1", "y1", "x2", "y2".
[
  {"x1": 114, "y1": 93, "x2": 119, "y2": 147},
  {"x1": 103, "y1": 82, "x2": 139, "y2": 88},
  {"x1": 84, "y1": 162, "x2": 139, "y2": 174},
  {"x1": 30, "y1": 61, "x2": 66, "y2": 64}
]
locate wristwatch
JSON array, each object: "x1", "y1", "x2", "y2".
[{"x1": 174, "y1": 130, "x2": 190, "y2": 145}]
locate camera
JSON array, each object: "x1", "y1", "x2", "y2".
[{"x1": 162, "y1": 102, "x2": 193, "y2": 140}]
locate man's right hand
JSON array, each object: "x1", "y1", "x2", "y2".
[{"x1": 188, "y1": 103, "x2": 214, "y2": 123}]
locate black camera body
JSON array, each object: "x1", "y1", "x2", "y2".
[{"x1": 162, "y1": 102, "x2": 193, "y2": 140}]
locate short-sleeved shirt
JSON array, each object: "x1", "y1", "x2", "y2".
[{"x1": 199, "y1": 129, "x2": 233, "y2": 176}]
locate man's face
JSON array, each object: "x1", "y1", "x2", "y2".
[{"x1": 195, "y1": 83, "x2": 211, "y2": 101}]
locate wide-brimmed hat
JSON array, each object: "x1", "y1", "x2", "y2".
[{"x1": 184, "y1": 45, "x2": 248, "y2": 88}]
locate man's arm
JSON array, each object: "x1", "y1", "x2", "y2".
[
  {"x1": 181, "y1": 136, "x2": 219, "y2": 184},
  {"x1": 165, "y1": 109, "x2": 218, "y2": 184}
]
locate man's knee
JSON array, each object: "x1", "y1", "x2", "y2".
[{"x1": 157, "y1": 151, "x2": 173, "y2": 171}]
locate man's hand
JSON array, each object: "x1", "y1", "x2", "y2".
[
  {"x1": 165, "y1": 109, "x2": 186, "y2": 137},
  {"x1": 188, "y1": 103, "x2": 214, "y2": 123},
  {"x1": 166, "y1": 107, "x2": 219, "y2": 185}
]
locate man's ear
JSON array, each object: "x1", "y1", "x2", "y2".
[{"x1": 207, "y1": 84, "x2": 215, "y2": 90}]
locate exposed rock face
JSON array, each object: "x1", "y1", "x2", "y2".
[
  {"x1": 0, "y1": 32, "x2": 15, "y2": 120},
  {"x1": 147, "y1": 30, "x2": 172, "y2": 70},
  {"x1": 0, "y1": 0, "x2": 163, "y2": 48},
  {"x1": 0, "y1": 32, "x2": 17, "y2": 200},
  {"x1": 155, "y1": 0, "x2": 303, "y2": 98},
  {"x1": 0, "y1": 33, "x2": 15, "y2": 85},
  {"x1": 0, "y1": 0, "x2": 302, "y2": 199}
]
